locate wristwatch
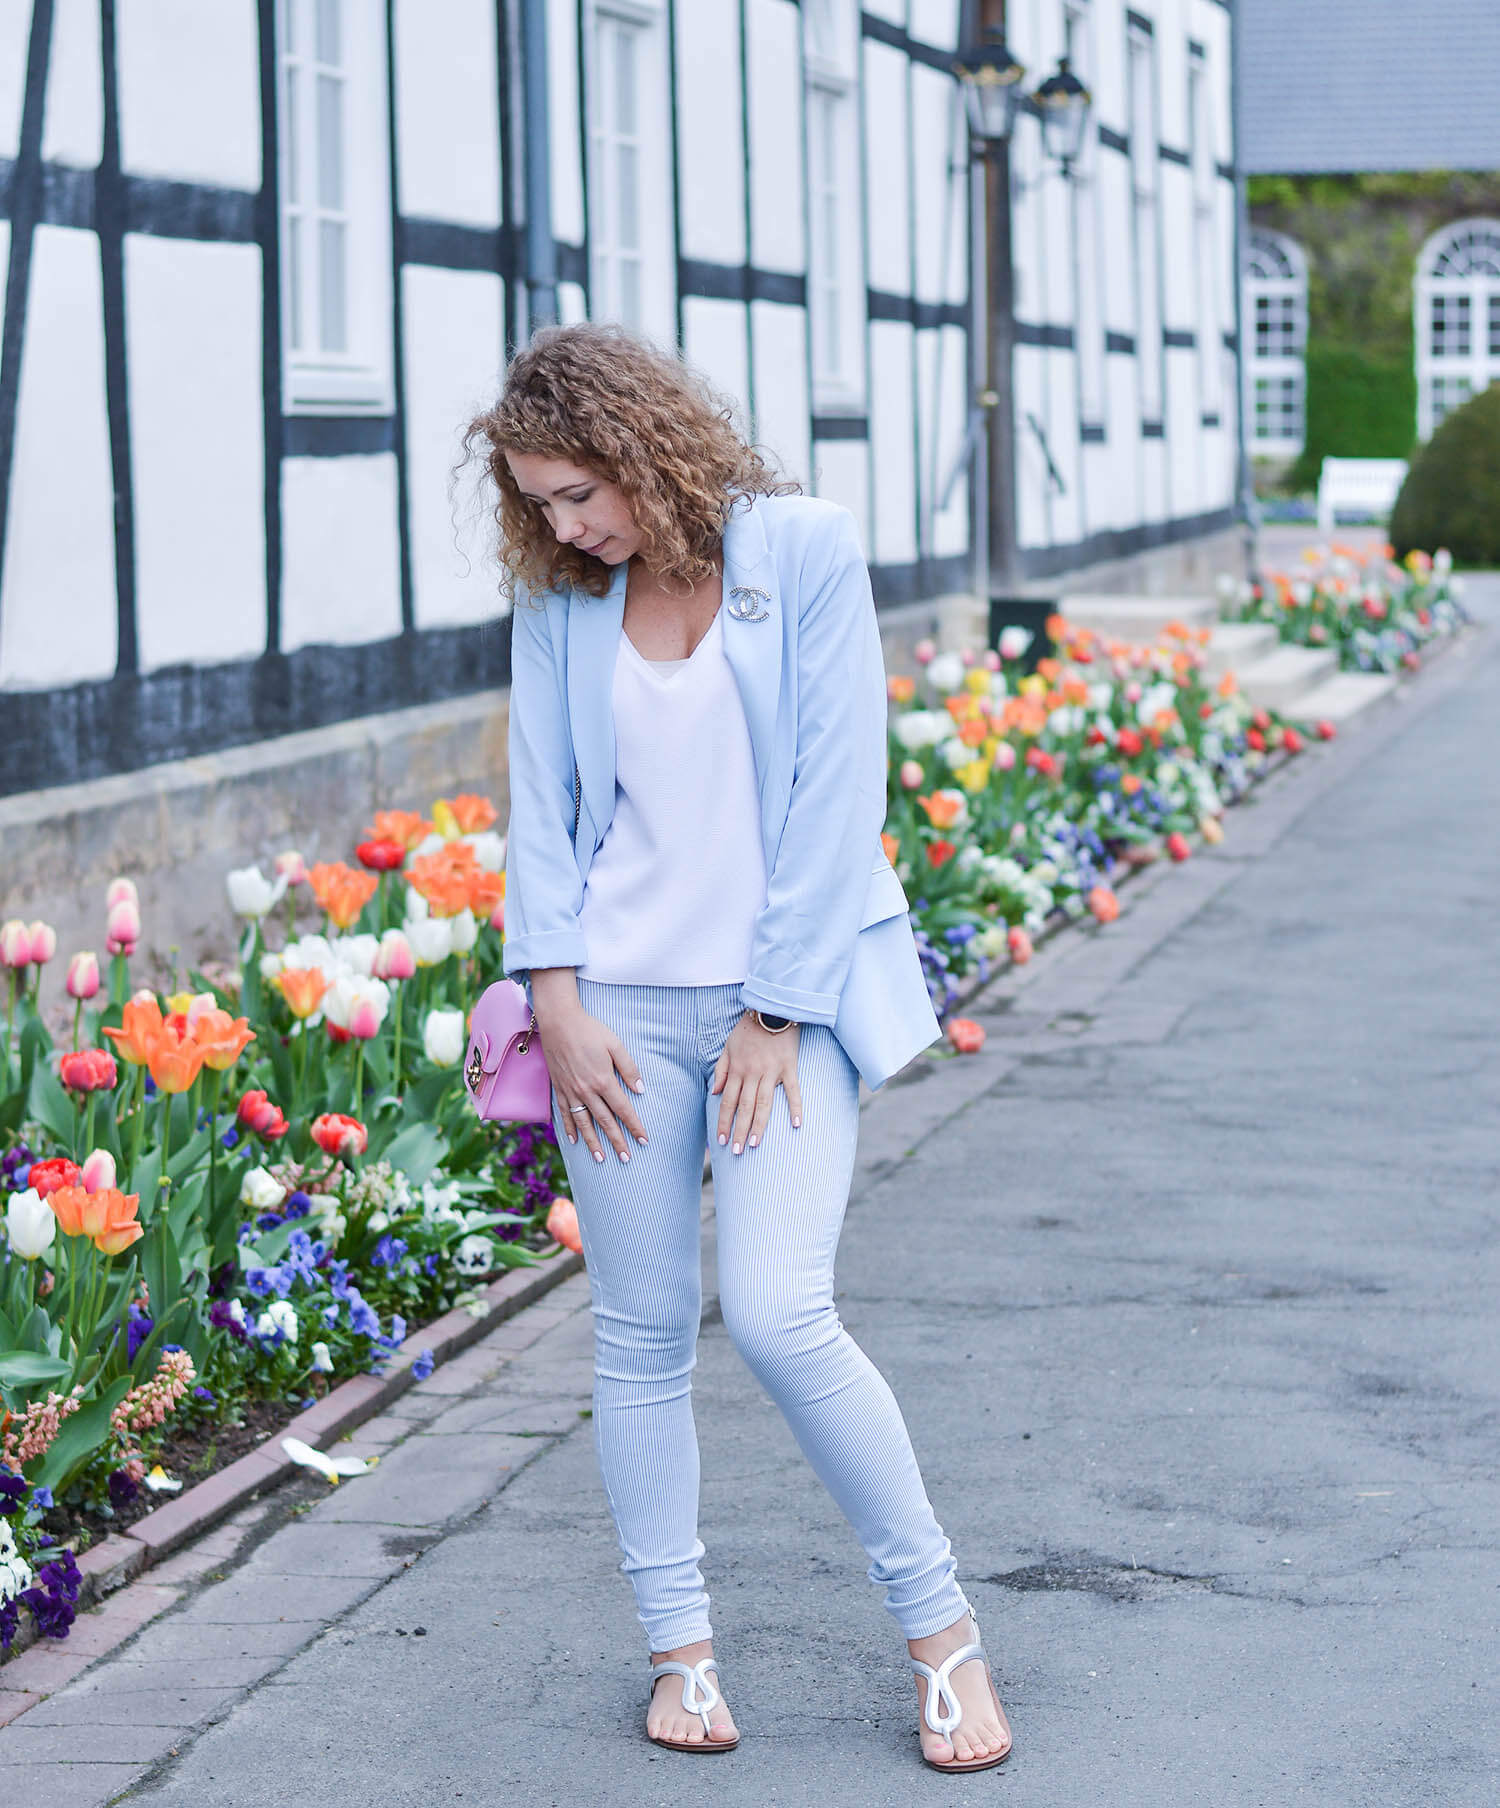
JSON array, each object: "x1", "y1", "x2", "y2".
[{"x1": 753, "y1": 1011, "x2": 794, "y2": 1034}]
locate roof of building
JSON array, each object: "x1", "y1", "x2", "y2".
[{"x1": 1239, "y1": 0, "x2": 1500, "y2": 175}]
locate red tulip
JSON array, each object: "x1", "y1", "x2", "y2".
[
  {"x1": 27, "y1": 1157, "x2": 82, "y2": 1198},
  {"x1": 1165, "y1": 832, "x2": 1191, "y2": 862},
  {"x1": 926, "y1": 839, "x2": 957, "y2": 868},
  {"x1": 1282, "y1": 727, "x2": 1304, "y2": 754},
  {"x1": 1251, "y1": 709, "x2": 1271, "y2": 731},
  {"x1": 58, "y1": 1047, "x2": 119, "y2": 1093},
  {"x1": 946, "y1": 1018, "x2": 986, "y2": 1054},
  {"x1": 356, "y1": 839, "x2": 407, "y2": 873},
  {"x1": 311, "y1": 1112, "x2": 368, "y2": 1159},
  {"x1": 1007, "y1": 926, "x2": 1033, "y2": 965},
  {"x1": 1087, "y1": 886, "x2": 1120, "y2": 924},
  {"x1": 1315, "y1": 719, "x2": 1337, "y2": 741},
  {"x1": 546, "y1": 1196, "x2": 583, "y2": 1254},
  {"x1": 1246, "y1": 728, "x2": 1266, "y2": 753},
  {"x1": 1116, "y1": 728, "x2": 1144, "y2": 758},
  {"x1": 238, "y1": 1089, "x2": 289, "y2": 1139}
]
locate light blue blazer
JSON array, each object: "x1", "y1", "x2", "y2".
[{"x1": 500, "y1": 493, "x2": 941, "y2": 1090}]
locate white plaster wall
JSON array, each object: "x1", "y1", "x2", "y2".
[
  {"x1": 1106, "y1": 357, "x2": 1141, "y2": 529},
  {"x1": 810, "y1": 438, "x2": 870, "y2": 552},
  {"x1": 750, "y1": 300, "x2": 810, "y2": 486},
  {"x1": 868, "y1": 320, "x2": 916, "y2": 565},
  {"x1": 916, "y1": 324, "x2": 971, "y2": 559},
  {"x1": 682, "y1": 297, "x2": 751, "y2": 425},
  {"x1": 907, "y1": 0, "x2": 961, "y2": 51},
  {"x1": 548, "y1": 0, "x2": 584, "y2": 246},
  {"x1": 674, "y1": 0, "x2": 747, "y2": 266},
  {"x1": 401, "y1": 265, "x2": 507, "y2": 631},
  {"x1": 745, "y1": 0, "x2": 805, "y2": 275},
  {"x1": 1014, "y1": 341, "x2": 1048, "y2": 551},
  {"x1": 0, "y1": 226, "x2": 117, "y2": 688},
  {"x1": 394, "y1": 0, "x2": 501, "y2": 226},
  {"x1": 126, "y1": 237, "x2": 266, "y2": 670},
  {"x1": 0, "y1": 7, "x2": 28, "y2": 160},
  {"x1": 862, "y1": 41, "x2": 910, "y2": 296},
  {"x1": 281, "y1": 456, "x2": 403, "y2": 652},
  {"x1": 861, "y1": 0, "x2": 904, "y2": 23},
  {"x1": 911, "y1": 66, "x2": 963, "y2": 307},
  {"x1": 558, "y1": 281, "x2": 588, "y2": 325},
  {"x1": 117, "y1": 0, "x2": 260, "y2": 189},
  {"x1": 1166, "y1": 347, "x2": 1202, "y2": 515},
  {"x1": 41, "y1": 0, "x2": 101, "y2": 167}
]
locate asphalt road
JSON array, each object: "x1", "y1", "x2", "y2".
[{"x1": 10, "y1": 590, "x2": 1498, "y2": 1808}]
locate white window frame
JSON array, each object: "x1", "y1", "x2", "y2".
[
  {"x1": 1065, "y1": 3, "x2": 1105, "y2": 432},
  {"x1": 1415, "y1": 217, "x2": 1500, "y2": 439},
  {"x1": 803, "y1": 0, "x2": 864, "y2": 411},
  {"x1": 1242, "y1": 227, "x2": 1306, "y2": 458},
  {"x1": 277, "y1": 0, "x2": 394, "y2": 414},
  {"x1": 1126, "y1": 24, "x2": 1163, "y2": 427},
  {"x1": 586, "y1": 0, "x2": 675, "y2": 339}
]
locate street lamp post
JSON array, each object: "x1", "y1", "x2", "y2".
[{"x1": 955, "y1": 11, "x2": 1092, "y2": 646}]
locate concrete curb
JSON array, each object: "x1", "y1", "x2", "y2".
[{"x1": 0, "y1": 1249, "x2": 582, "y2": 1693}]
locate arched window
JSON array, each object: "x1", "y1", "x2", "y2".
[
  {"x1": 1242, "y1": 229, "x2": 1306, "y2": 458},
  {"x1": 1415, "y1": 218, "x2": 1500, "y2": 439}
]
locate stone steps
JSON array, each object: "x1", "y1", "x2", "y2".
[
  {"x1": 1281, "y1": 669, "x2": 1399, "y2": 724},
  {"x1": 1226, "y1": 642, "x2": 1340, "y2": 712},
  {"x1": 1056, "y1": 593, "x2": 1219, "y2": 643},
  {"x1": 1199, "y1": 621, "x2": 1282, "y2": 681}
]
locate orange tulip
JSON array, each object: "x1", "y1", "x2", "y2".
[
  {"x1": 881, "y1": 832, "x2": 900, "y2": 865},
  {"x1": 367, "y1": 809, "x2": 435, "y2": 851},
  {"x1": 546, "y1": 1196, "x2": 583, "y2": 1254},
  {"x1": 308, "y1": 861, "x2": 379, "y2": 930},
  {"x1": 917, "y1": 792, "x2": 965, "y2": 830},
  {"x1": 468, "y1": 870, "x2": 506, "y2": 917},
  {"x1": 86, "y1": 1186, "x2": 142, "y2": 1255},
  {"x1": 192, "y1": 1008, "x2": 256, "y2": 1072},
  {"x1": 1087, "y1": 886, "x2": 1120, "y2": 925},
  {"x1": 47, "y1": 1184, "x2": 89, "y2": 1238},
  {"x1": 946, "y1": 1018, "x2": 986, "y2": 1055},
  {"x1": 146, "y1": 1020, "x2": 205, "y2": 1094},
  {"x1": 887, "y1": 675, "x2": 916, "y2": 704},
  {"x1": 275, "y1": 967, "x2": 331, "y2": 1019},
  {"x1": 406, "y1": 845, "x2": 481, "y2": 918},
  {"x1": 102, "y1": 994, "x2": 166, "y2": 1066},
  {"x1": 441, "y1": 793, "x2": 498, "y2": 834}
]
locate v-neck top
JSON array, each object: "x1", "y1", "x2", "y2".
[{"x1": 576, "y1": 607, "x2": 768, "y2": 985}]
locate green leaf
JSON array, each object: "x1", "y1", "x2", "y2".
[
  {"x1": 0, "y1": 1351, "x2": 72, "y2": 1390},
  {"x1": 27, "y1": 1059, "x2": 81, "y2": 1147},
  {"x1": 129, "y1": 1148, "x2": 163, "y2": 1224},
  {"x1": 378, "y1": 1122, "x2": 446, "y2": 1187},
  {"x1": 35, "y1": 1377, "x2": 133, "y2": 1498},
  {"x1": 19, "y1": 1014, "x2": 51, "y2": 1096}
]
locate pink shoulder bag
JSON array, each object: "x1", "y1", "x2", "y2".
[{"x1": 463, "y1": 979, "x2": 554, "y2": 1123}]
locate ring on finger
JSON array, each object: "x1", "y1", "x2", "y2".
[{"x1": 568, "y1": 1104, "x2": 589, "y2": 1116}]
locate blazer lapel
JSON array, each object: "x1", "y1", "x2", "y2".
[
  {"x1": 720, "y1": 499, "x2": 785, "y2": 798},
  {"x1": 564, "y1": 562, "x2": 626, "y2": 847}
]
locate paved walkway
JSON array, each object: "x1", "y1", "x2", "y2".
[{"x1": 3, "y1": 591, "x2": 1497, "y2": 1806}]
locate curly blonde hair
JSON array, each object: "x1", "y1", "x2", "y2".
[{"x1": 466, "y1": 323, "x2": 799, "y2": 598}]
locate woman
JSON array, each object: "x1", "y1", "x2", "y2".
[{"x1": 470, "y1": 324, "x2": 1011, "y2": 1773}]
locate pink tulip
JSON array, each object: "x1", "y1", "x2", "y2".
[
  {"x1": 913, "y1": 638, "x2": 936, "y2": 665},
  {"x1": 1124, "y1": 681, "x2": 1143, "y2": 704},
  {"x1": 80, "y1": 1149, "x2": 118, "y2": 1193},
  {"x1": 0, "y1": 920, "x2": 30, "y2": 968},
  {"x1": 66, "y1": 951, "x2": 101, "y2": 999},
  {"x1": 273, "y1": 849, "x2": 308, "y2": 885},
  {"x1": 375, "y1": 929, "x2": 416, "y2": 982},
  {"x1": 993, "y1": 742, "x2": 1017, "y2": 772},
  {"x1": 983, "y1": 649, "x2": 1002, "y2": 671},
  {"x1": 105, "y1": 877, "x2": 139, "y2": 912},
  {"x1": 960, "y1": 647, "x2": 976, "y2": 666},
  {"x1": 26, "y1": 921, "x2": 56, "y2": 964},
  {"x1": 488, "y1": 899, "x2": 505, "y2": 934},
  {"x1": 349, "y1": 997, "x2": 384, "y2": 1040},
  {"x1": 105, "y1": 899, "x2": 141, "y2": 955},
  {"x1": 899, "y1": 760, "x2": 924, "y2": 790}
]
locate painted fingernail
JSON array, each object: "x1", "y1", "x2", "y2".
[
  {"x1": 732, "y1": 1142, "x2": 742, "y2": 1155},
  {"x1": 637, "y1": 1134, "x2": 649, "y2": 1146},
  {"x1": 718, "y1": 1134, "x2": 727, "y2": 1146},
  {"x1": 748, "y1": 1135, "x2": 758, "y2": 1147},
  {"x1": 618, "y1": 1149, "x2": 630, "y2": 1162},
  {"x1": 792, "y1": 1117, "x2": 801, "y2": 1128},
  {"x1": 594, "y1": 1149, "x2": 605, "y2": 1163}
]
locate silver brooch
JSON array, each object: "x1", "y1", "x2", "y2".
[{"x1": 727, "y1": 586, "x2": 771, "y2": 623}]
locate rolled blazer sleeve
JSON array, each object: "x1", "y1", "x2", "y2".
[
  {"x1": 501, "y1": 594, "x2": 590, "y2": 982},
  {"x1": 739, "y1": 510, "x2": 888, "y2": 1027}
]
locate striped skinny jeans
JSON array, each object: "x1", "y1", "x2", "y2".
[{"x1": 554, "y1": 979, "x2": 971, "y2": 1653}]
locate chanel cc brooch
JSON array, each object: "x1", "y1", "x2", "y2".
[{"x1": 727, "y1": 585, "x2": 772, "y2": 623}]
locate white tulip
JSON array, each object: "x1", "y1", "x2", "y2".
[
  {"x1": 240, "y1": 1166, "x2": 287, "y2": 1212},
  {"x1": 4, "y1": 1187, "x2": 55, "y2": 1260},
  {"x1": 410, "y1": 831, "x2": 446, "y2": 861},
  {"x1": 926, "y1": 651, "x2": 965, "y2": 694},
  {"x1": 464, "y1": 831, "x2": 506, "y2": 872},
  {"x1": 423, "y1": 1007, "x2": 468, "y2": 1067},
  {"x1": 310, "y1": 1340, "x2": 334, "y2": 1373},
  {"x1": 891, "y1": 711, "x2": 950, "y2": 752},
  {"x1": 258, "y1": 950, "x2": 285, "y2": 981},
  {"x1": 408, "y1": 916, "x2": 453, "y2": 966},
  {"x1": 337, "y1": 934, "x2": 381, "y2": 978},
  {"x1": 447, "y1": 908, "x2": 478, "y2": 955},
  {"x1": 226, "y1": 865, "x2": 288, "y2": 920},
  {"x1": 404, "y1": 889, "x2": 431, "y2": 923},
  {"x1": 282, "y1": 934, "x2": 336, "y2": 978},
  {"x1": 997, "y1": 626, "x2": 1034, "y2": 661},
  {"x1": 323, "y1": 972, "x2": 390, "y2": 1035}
]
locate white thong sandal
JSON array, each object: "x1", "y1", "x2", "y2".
[
  {"x1": 645, "y1": 1655, "x2": 740, "y2": 1753},
  {"x1": 910, "y1": 1608, "x2": 1012, "y2": 1774}
]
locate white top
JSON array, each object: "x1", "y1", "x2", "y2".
[{"x1": 577, "y1": 607, "x2": 767, "y2": 985}]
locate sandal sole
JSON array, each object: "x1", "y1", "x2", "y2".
[{"x1": 647, "y1": 1735, "x2": 741, "y2": 1753}]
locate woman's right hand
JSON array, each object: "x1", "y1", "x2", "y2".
[{"x1": 532, "y1": 972, "x2": 647, "y2": 1163}]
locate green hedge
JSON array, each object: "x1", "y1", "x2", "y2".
[
  {"x1": 1390, "y1": 383, "x2": 1500, "y2": 564},
  {"x1": 1288, "y1": 344, "x2": 1416, "y2": 494}
]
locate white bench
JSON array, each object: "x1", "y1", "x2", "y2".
[{"x1": 1316, "y1": 457, "x2": 1408, "y2": 535}]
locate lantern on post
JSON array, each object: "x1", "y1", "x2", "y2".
[
  {"x1": 953, "y1": 30, "x2": 1027, "y2": 149},
  {"x1": 1032, "y1": 56, "x2": 1093, "y2": 172}
]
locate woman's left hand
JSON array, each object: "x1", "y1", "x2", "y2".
[{"x1": 711, "y1": 1014, "x2": 803, "y2": 1155}]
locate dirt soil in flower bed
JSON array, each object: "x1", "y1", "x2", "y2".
[{"x1": 37, "y1": 1395, "x2": 299, "y2": 1550}]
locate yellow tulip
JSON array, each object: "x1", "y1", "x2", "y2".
[
  {"x1": 956, "y1": 758, "x2": 991, "y2": 794},
  {"x1": 963, "y1": 668, "x2": 991, "y2": 695}
]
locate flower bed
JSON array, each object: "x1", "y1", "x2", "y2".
[
  {"x1": 1219, "y1": 544, "x2": 1469, "y2": 675},
  {"x1": 1, "y1": 798, "x2": 575, "y2": 1654},
  {"x1": 884, "y1": 615, "x2": 1313, "y2": 1016}
]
